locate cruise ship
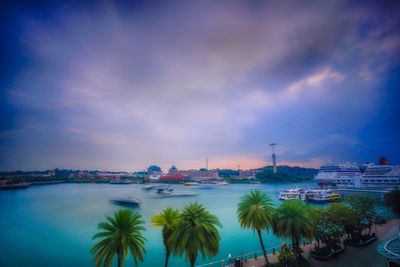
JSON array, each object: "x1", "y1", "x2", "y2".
[
  {"x1": 314, "y1": 160, "x2": 400, "y2": 188},
  {"x1": 314, "y1": 163, "x2": 362, "y2": 187},
  {"x1": 361, "y1": 164, "x2": 400, "y2": 188}
]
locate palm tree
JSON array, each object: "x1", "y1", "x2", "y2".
[
  {"x1": 272, "y1": 200, "x2": 314, "y2": 259},
  {"x1": 237, "y1": 189, "x2": 274, "y2": 266},
  {"x1": 91, "y1": 209, "x2": 146, "y2": 267},
  {"x1": 151, "y1": 208, "x2": 180, "y2": 267},
  {"x1": 170, "y1": 202, "x2": 221, "y2": 267}
]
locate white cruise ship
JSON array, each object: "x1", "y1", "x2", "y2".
[
  {"x1": 314, "y1": 163, "x2": 362, "y2": 187},
  {"x1": 361, "y1": 164, "x2": 400, "y2": 188}
]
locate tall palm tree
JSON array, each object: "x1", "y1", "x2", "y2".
[
  {"x1": 237, "y1": 189, "x2": 274, "y2": 266},
  {"x1": 272, "y1": 200, "x2": 314, "y2": 259},
  {"x1": 170, "y1": 202, "x2": 221, "y2": 267},
  {"x1": 91, "y1": 209, "x2": 146, "y2": 267},
  {"x1": 151, "y1": 208, "x2": 180, "y2": 267}
]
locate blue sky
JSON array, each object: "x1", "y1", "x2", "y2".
[{"x1": 1, "y1": 0, "x2": 400, "y2": 171}]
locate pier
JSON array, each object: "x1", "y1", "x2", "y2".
[{"x1": 334, "y1": 188, "x2": 392, "y2": 194}]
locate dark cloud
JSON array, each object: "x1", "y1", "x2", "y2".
[{"x1": 1, "y1": 0, "x2": 399, "y2": 170}]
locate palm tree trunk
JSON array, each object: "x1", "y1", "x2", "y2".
[
  {"x1": 257, "y1": 229, "x2": 269, "y2": 265},
  {"x1": 190, "y1": 256, "x2": 196, "y2": 267},
  {"x1": 164, "y1": 249, "x2": 170, "y2": 267},
  {"x1": 118, "y1": 250, "x2": 124, "y2": 267}
]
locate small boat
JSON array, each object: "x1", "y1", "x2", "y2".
[
  {"x1": 157, "y1": 187, "x2": 173, "y2": 195},
  {"x1": 217, "y1": 181, "x2": 229, "y2": 186},
  {"x1": 279, "y1": 187, "x2": 306, "y2": 200},
  {"x1": 111, "y1": 196, "x2": 141, "y2": 206},
  {"x1": 183, "y1": 182, "x2": 199, "y2": 186},
  {"x1": 305, "y1": 189, "x2": 341, "y2": 203}
]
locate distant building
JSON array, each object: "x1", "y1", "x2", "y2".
[
  {"x1": 189, "y1": 170, "x2": 219, "y2": 181},
  {"x1": 159, "y1": 174, "x2": 185, "y2": 183},
  {"x1": 168, "y1": 165, "x2": 178, "y2": 174},
  {"x1": 95, "y1": 172, "x2": 128, "y2": 179},
  {"x1": 176, "y1": 170, "x2": 192, "y2": 177},
  {"x1": 239, "y1": 169, "x2": 262, "y2": 179},
  {"x1": 148, "y1": 174, "x2": 161, "y2": 182},
  {"x1": 148, "y1": 170, "x2": 162, "y2": 176}
]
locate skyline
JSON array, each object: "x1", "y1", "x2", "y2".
[{"x1": 1, "y1": 0, "x2": 400, "y2": 171}]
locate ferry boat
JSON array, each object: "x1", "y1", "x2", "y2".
[
  {"x1": 305, "y1": 189, "x2": 341, "y2": 203},
  {"x1": 279, "y1": 188, "x2": 306, "y2": 200},
  {"x1": 361, "y1": 164, "x2": 400, "y2": 188},
  {"x1": 314, "y1": 163, "x2": 362, "y2": 187}
]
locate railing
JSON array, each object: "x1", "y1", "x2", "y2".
[
  {"x1": 384, "y1": 237, "x2": 400, "y2": 258},
  {"x1": 196, "y1": 244, "x2": 292, "y2": 267}
]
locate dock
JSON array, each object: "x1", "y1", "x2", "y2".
[{"x1": 334, "y1": 188, "x2": 392, "y2": 194}]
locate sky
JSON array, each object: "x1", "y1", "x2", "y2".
[{"x1": 1, "y1": 0, "x2": 400, "y2": 171}]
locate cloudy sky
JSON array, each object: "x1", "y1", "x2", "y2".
[{"x1": 1, "y1": 0, "x2": 400, "y2": 171}]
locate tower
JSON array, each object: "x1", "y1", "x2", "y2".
[{"x1": 270, "y1": 143, "x2": 277, "y2": 173}]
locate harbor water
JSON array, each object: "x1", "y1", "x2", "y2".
[{"x1": 1, "y1": 183, "x2": 315, "y2": 266}]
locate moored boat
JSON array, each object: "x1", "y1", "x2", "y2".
[
  {"x1": 305, "y1": 189, "x2": 341, "y2": 203},
  {"x1": 279, "y1": 188, "x2": 306, "y2": 200}
]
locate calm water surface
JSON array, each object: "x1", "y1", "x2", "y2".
[{"x1": 0, "y1": 183, "x2": 315, "y2": 267}]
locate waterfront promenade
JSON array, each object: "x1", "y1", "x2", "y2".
[{"x1": 206, "y1": 219, "x2": 399, "y2": 267}]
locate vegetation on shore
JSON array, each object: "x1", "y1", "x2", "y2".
[{"x1": 255, "y1": 166, "x2": 317, "y2": 183}]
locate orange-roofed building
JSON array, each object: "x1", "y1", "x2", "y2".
[{"x1": 159, "y1": 174, "x2": 186, "y2": 183}]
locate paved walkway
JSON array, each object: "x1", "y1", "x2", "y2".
[
  {"x1": 221, "y1": 219, "x2": 399, "y2": 267},
  {"x1": 309, "y1": 219, "x2": 399, "y2": 267}
]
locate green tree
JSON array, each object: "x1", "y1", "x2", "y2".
[
  {"x1": 272, "y1": 200, "x2": 314, "y2": 259},
  {"x1": 345, "y1": 195, "x2": 378, "y2": 237},
  {"x1": 91, "y1": 209, "x2": 146, "y2": 267},
  {"x1": 313, "y1": 207, "x2": 344, "y2": 248},
  {"x1": 384, "y1": 189, "x2": 400, "y2": 232},
  {"x1": 325, "y1": 203, "x2": 358, "y2": 240},
  {"x1": 384, "y1": 189, "x2": 400, "y2": 219},
  {"x1": 237, "y1": 190, "x2": 274, "y2": 265},
  {"x1": 171, "y1": 203, "x2": 221, "y2": 267},
  {"x1": 151, "y1": 208, "x2": 181, "y2": 267}
]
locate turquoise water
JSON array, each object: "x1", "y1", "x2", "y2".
[{"x1": 0, "y1": 183, "x2": 314, "y2": 267}]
